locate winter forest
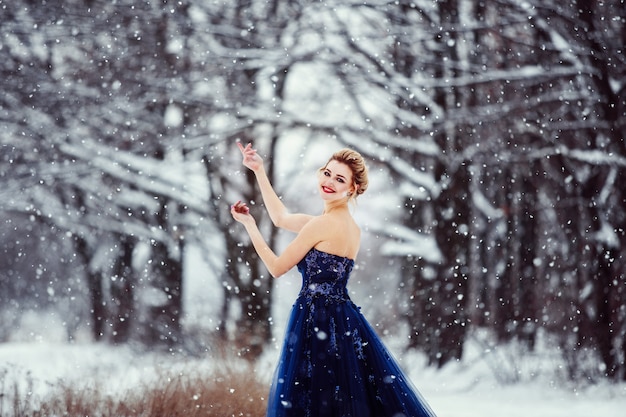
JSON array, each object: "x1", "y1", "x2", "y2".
[{"x1": 1, "y1": 0, "x2": 625, "y2": 415}]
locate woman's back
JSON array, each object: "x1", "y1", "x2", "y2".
[{"x1": 312, "y1": 210, "x2": 361, "y2": 260}]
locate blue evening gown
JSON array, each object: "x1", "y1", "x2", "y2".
[{"x1": 266, "y1": 248, "x2": 437, "y2": 417}]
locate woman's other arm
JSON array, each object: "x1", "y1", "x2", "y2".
[{"x1": 231, "y1": 201, "x2": 322, "y2": 278}]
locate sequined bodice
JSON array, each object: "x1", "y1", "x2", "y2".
[{"x1": 296, "y1": 248, "x2": 355, "y2": 303}]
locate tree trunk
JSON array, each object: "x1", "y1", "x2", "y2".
[
  {"x1": 110, "y1": 235, "x2": 135, "y2": 344},
  {"x1": 74, "y1": 235, "x2": 106, "y2": 341},
  {"x1": 146, "y1": 235, "x2": 184, "y2": 347}
]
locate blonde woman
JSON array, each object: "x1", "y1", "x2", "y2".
[{"x1": 232, "y1": 142, "x2": 437, "y2": 417}]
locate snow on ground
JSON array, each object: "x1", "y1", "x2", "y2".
[
  {"x1": 1, "y1": 340, "x2": 624, "y2": 417},
  {"x1": 409, "y1": 358, "x2": 626, "y2": 417}
]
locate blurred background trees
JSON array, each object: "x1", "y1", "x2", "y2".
[{"x1": 1, "y1": 0, "x2": 624, "y2": 381}]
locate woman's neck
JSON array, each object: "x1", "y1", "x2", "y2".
[{"x1": 323, "y1": 200, "x2": 349, "y2": 215}]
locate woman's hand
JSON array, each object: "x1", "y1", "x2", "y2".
[
  {"x1": 231, "y1": 200, "x2": 255, "y2": 225},
  {"x1": 237, "y1": 142, "x2": 264, "y2": 172}
]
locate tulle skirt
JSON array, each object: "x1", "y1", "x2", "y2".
[{"x1": 266, "y1": 296, "x2": 437, "y2": 417}]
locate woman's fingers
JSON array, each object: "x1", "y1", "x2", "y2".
[
  {"x1": 237, "y1": 142, "x2": 263, "y2": 174},
  {"x1": 231, "y1": 200, "x2": 250, "y2": 214},
  {"x1": 237, "y1": 141, "x2": 253, "y2": 153},
  {"x1": 237, "y1": 142, "x2": 257, "y2": 159}
]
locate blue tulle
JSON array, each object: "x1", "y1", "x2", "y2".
[{"x1": 266, "y1": 248, "x2": 437, "y2": 417}]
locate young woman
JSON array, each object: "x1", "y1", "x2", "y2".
[{"x1": 231, "y1": 142, "x2": 437, "y2": 417}]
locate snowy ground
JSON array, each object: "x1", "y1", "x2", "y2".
[
  {"x1": 411, "y1": 358, "x2": 626, "y2": 417},
  {"x1": 1, "y1": 339, "x2": 624, "y2": 417}
]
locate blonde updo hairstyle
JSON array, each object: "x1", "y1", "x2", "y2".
[{"x1": 321, "y1": 148, "x2": 369, "y2": 200}]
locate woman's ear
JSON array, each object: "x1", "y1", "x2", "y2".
[{"x1": 347, "y1": 184, "x2": 357, "y2": 198}]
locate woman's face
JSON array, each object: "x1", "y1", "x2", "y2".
[{"x1": 318, "y1": 160, "x2": 354, "y2": 202}]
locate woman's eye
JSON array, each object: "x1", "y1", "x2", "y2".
[
  {"x1": 324, "y1": 171, "x2": 330, "y2": 177},
  {"x1": 337, "y1": 178, "x2": 344, "y2": 183}
]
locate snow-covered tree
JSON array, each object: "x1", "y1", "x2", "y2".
[{"x1": 1, "y1": 0, "x2": 624, "y2": 380}]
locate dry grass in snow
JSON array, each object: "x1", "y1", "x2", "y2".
[{"x1": 1, "y1": 364, "x2": 268, "y2": 417}]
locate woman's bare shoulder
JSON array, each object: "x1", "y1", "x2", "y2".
[
  {"x1": 308, "y1": 213, "x2": 360, "y2": 259},
  {"x1": 305, "y1": 212, "x2": 360, "y2": 234},
  {"x1": 301, "y1": 214, "x2": 328, "y2": 228},
  {"x1": 299, "y1": 214, "x2": 339, "y2": 238}
]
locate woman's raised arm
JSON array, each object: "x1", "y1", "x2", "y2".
[{"x1": 238, "y1": 142, "x2": 313, "y2": 232}]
